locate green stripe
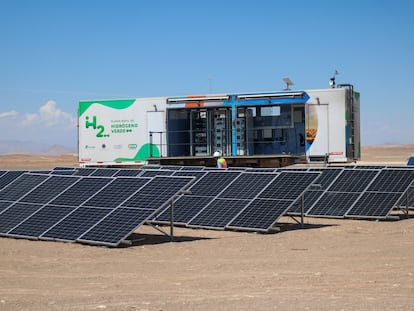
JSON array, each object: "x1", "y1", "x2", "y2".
[{"x1": 79, "y1": 99, "x2": 136, "y2": 116}]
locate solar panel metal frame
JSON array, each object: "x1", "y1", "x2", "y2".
[
  {"x1": 187, "y1": 198, "x2": 251, "y2": 230},
  {"x1": 225, "y1": 171, "x2": 321, "y2": 232},
  {"x1": 305, "y1": 169, "x2": 381, "y2": 218},
  {"x1": 77, "y1": 176, "x2": 195, "y2": 246},
  {"x1": 225, "y1": 198, "x2": 295, "y2": 232},
  {"x1": 0, "y1": 170, "x2": 28, "y2": 191},
  {"x1": 0, "y1": 173, "x2": 50, "y2": 202}
]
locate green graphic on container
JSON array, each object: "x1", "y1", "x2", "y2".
[
  {"x1": 115, "y1": 143, "x2": 160, "y2": 162},
  {"x1": 79, "y1": 98, "x2": 166, "y2": 165}
]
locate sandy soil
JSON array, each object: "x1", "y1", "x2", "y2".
[{"x1": 0, "y1": 147, "x2": 414, "y2": 310}]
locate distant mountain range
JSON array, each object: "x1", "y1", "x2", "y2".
[{"x1": 0, "y1": 140, "x2": 76, "y2": 155}]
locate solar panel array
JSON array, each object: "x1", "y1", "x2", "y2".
[
  {"x1": 154, "y1": 170, "x2": 321, "y2": 232},
  {"x1": 286, "y1": 166, "x2": 414, "y2": 219},
  {"x1": 0, "y1": 171, "x2": 194, "y2": 247},
  {"x1": 1, "y1": 164, "x2": 414, "y2": 247}
]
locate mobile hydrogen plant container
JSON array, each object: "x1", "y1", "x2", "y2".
[{"x1": 78, "y1": 84, "x2": 360, "y2": 168}]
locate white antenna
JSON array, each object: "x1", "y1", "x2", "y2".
[{"x1": 282, "y1": 77, "x2": 294, "y2": 91}]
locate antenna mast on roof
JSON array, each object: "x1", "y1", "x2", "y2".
[{"x1": 282, "y1": 77, "x2": 294, "y2": 91}]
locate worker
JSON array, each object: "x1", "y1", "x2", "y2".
[{"x1": 213, "y1": 151, "x2": 227, "y2": 169}]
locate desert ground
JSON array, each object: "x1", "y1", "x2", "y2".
[{"x1": 0, "y1": 145, "x2": 414, "y2": 310}]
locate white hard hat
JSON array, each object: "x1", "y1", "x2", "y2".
[{"x1": 213, "y1": 151, "x2": 221, "y2": 157}]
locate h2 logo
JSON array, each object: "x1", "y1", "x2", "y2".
[{"x1": 85, "y1": 116, "x2": 109, "y2": 138}]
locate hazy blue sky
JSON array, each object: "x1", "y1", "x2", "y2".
[{"x1": 1, "y1": 0, "x2": 413, "y2": 148}]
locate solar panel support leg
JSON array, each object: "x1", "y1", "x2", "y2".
[
  {"x1": 404, "y1": 188, "x2": 410, "y2": 219},
  {"x1": 170, "y1": 199, "x2": 174, "y2": 242},
  {"x1": 300, "y1": 193, "x2": 305, "y2": 228}
]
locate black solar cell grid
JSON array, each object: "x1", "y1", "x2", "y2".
[
  {"x1": 288, "y1": 190, "x2": 325, "y2": 214},
  {"x1": 346, "y1": 192, "x2": 403, "y2": 218},
  {"x1": 366, "y1": 169, "x2": 414, "y2": 193},
  {"x1": 306, "y1": 192, "x2": 361, "y2": 217},
  {"x1": 50, "y1": 177, "x2": 114, "y2": 206},
  {"x1": 258, "y1": 171, "x2": 321, "y2": 200},
  {"x1": 0, "y1": 170, "x2": 27, "y2": 191},
  {"x1": 0, "y1": 203, "x2": 43, "y2": 234},
  {"x1": 227, "y1": 199, "x2": 292, "y2": 231},
  {"x1": 218, "y1": 173, "x2": 279, "y2": 200},
  {"x1": 83, "y1": 177, "x2": 151, "y2": 208},
  {"x1": 9, "y1": 205, "x2": 76, "y2": 238},
  {"x1": 188, "y1": 198, "x2": 250, "y2": 229},
  {"x1": 172, "y1": 171, "x2": 207, "y2": 180},
  {"x1": 121, "y1": 176, "x2": 194, "y2": 209},
  {"x1": 327, "y1": 169, "x2": 379, "y2": 193},
  {"x1": 397, "y1": 185, "x2": 414, "y2": 207},
  {"x1": 160, "y1": 166, "x2": 185, "y2": 171},
  {"x1": 19, "y1": 175, "x2": 79, "y2": 204},
  {"x1": 0, "y1": 201, "x2": 13, "y2": 213},
  {"x1": 50, "y1": 170, "x2": 76, "y2": 175},
  {"x1": 154, "y1": 195, "x2": 214, "y2": 224},
  {"x1": 175, "y1": 166, "x2": 204, "y2": 171},
  {"x1": 78, "y1": 207, "x2": 155, "y2": 246},
  {"x1": 53, "y1": 167, "x2": 77, "y2": 170},
  {"x1": 41, "y1": 207, "x2": 112, "y2": 241},
  {"x1": 73, "y1": 168, "x2": 97, "y2": 176},
  {"x1": 139, "y1": 170, "x2": 176, "y2": 177},
  {"x1": 114, "y1": 169, "x2": 142, "y2": 177},
  {"x1": 354, "y1": 165, "x2": 386, "y2": 170},
  {"x1": 246, "y1": 168, "x2": 277, "y2": 172},
  {"x1": 90, "y1": 168, "x2": 120, "y2": 177},
  {"x1": 187, "y1": 171, "x2": 241, "y2": 196},
  {"x1": 0, "y1": 173, "x2": 49, "y2": 201},
  {"x1": 308, "y1": 168, "x2": 344, "y2": 190}
]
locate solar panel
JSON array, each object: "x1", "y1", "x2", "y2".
[
  {"x1": 8, "y1": 205, "x2": 76, "y2": 238},
  {"x1": 139, "y1": 170, "x2": 175, "y2": 177},
  {"x1": 176, "y1": 166, "x2": 204, "y2": 171},
  {"x1": 50, "y1": 170, "x2": 76, "y2": 175},
  {"x1": 0, "y1": 201, "x2": 13, "y2": 213},
  {"x1": 307, "y1": 192, "x2": 361, "y2": 218},
  {"x1": 114, "y1": 169, "x2": 142, "y2": 177},
  {"x1": 288, "y1": 190, "x2": 325, "y2": 214},
  {"x1": 187, "y1": 171, "x2": 242, "y2": 197},
  {"x1": 0, "y1": 203, "x2": 44, "y2": 234},
  {"x1": 0, "y1": 173, "x2": 49, "y2": 202},
  {"x1": 258, "y1": 171, "x2": 321, "y2": 200},
  {"x1": 397, "y1": 184, "x2": 414, "y2": 208},
  {"x1": 78, "y1": 207, "x2": 155, "y2": 246},
  {"x1": 346, "y1": 192, "x2": 403, "y2": 218},
  {"x1": 19, "y1": 175, "x2": 80, "y2": 204},
  {"x1": 154, "y1": 195, "x2": 214, "y2": 225},
  {"x1": 41, "y1": 207, "x2": 113, "y2": 242},
  {"x1": 121, "y1": 176, "x2": 194, "y2": 209},
  {"x1": 187, "y1": 198, "x2": 250, "y2": 229},
  {"x1": 0, "y1": 170, "x2": 27, "y2": 190},
  {"x1": 366, "y1": 169, "x2": 414, "y2": 193},
  {"x1": 226, "y1": 199, "x2": 293, "y2": 232},
  {"x1": 327, "y1": 169, "x2": 379, "y2": 193},
  {"x1": 90, "y1": 168, "x2": 120, "y2": 177},
  {"x1": 50, "y1": 177, "x2": 114, "y2": 206},
  {"x1": 82, "y1": 177, "x2": 151, "y2": 208},
  {"x1": 218, "y1": 173, "x2": 279, "y2": 200},
  {"x1": 73, "y1": 168, "x2": 97, "y2": 176},
  {"x1": 78, "y1": 176, "x2": 195, "y2": 246},
  {"x1": 160, "y1": 166, "x2": 185, "y2": 171},
  {"x1": 172, "y1": 171, "x2": 207, "y2": 180},
  {"x1": 246, "y1": 168, "x2": 277, "y2": 172},
  {"x1": 308, "y1": 168, "x2": 344, "y2": 190},
  {"x1": 53, "y1": 167, "x2": 77, "y2": 170}
]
